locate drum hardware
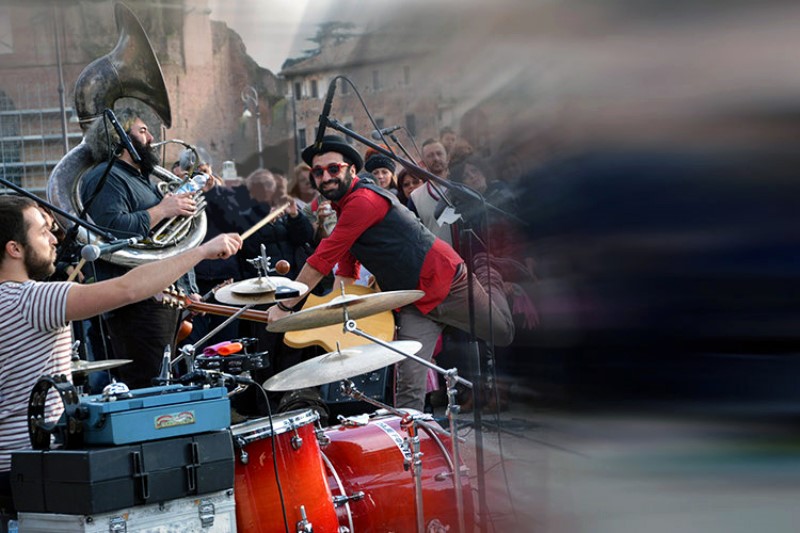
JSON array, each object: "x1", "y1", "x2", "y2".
[
  {"x1": 296, "y1": 505, "x2": 312, "y2": 533},
  {"x1": 214, "y1": 248, "x2": 305, "y2": 305},
  {"x1": 330, "y1": 492, "x2": 365, "y2": 507},
  {"x1": 337, "y1": 317, "x2": 471, "y2": 533},
  {"x1": 291, "y1": 429, "x2": 304, "y2": 450},
  {"x1": 235, "y1": 436, "x2": 250, "y2": 464},
  {"x1": 314, "y1": 426, "x2": 330, "y2": 447},
  {"x1": 172, "y1": 302, "x2": 255, "y2": 375}
]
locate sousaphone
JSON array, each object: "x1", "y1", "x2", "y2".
[{"x1": 47, "y1": 2, "x2": 206, "y2": 267}]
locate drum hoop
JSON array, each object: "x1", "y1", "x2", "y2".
[{"x1": 230, "y1": 408, "x2": 319, "y2": 443}]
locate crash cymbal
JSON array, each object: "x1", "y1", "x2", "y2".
[
  {"x1": 263, "y1": 340, "x2": 421, "y2": 391},
  {"x1": 267, "y1": 290, "x2": 424, "y2": 333},
  {"x1": 215, "y1": 277, "x2": 308, "y2": 305},
  {"x1": 70, "y1": 358, "x2": 132, "y2": 375}
]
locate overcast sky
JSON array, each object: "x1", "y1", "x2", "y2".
[{"x1": 206, "y1": 0, "x2": 399, "y2": 73}]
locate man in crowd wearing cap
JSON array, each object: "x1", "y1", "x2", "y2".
[{"x1": 265, "y1": 135, "x2": 514, "y2": 411}]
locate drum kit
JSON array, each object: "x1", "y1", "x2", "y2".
[{"x1": 73, "y1": 253, "x2": 477, "y2": 532}]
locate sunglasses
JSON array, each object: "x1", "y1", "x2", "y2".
[{"x1": 311, "y1": 162, "x2": 351, "y2": 179}]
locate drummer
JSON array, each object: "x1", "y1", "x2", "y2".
[
  {"x1": 265, "y1": 135, "x2": 514, "y2": 411},
  {"x1": 0, "y1": 195, "x2": 242, "y2": 515}
]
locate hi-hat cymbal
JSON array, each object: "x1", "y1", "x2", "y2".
[
  {"x1": 263, "y1": 340, "x2": 421, "y2": 391},
  {"x1": 70, "y1": 359, "x2": 132, "y2": 375},
  {"x1": 215, "y1": 277, "x2": 308, "y2": 305},
  {"x1": 267, "y1": 290, "x2": 424, "y2": 332}
]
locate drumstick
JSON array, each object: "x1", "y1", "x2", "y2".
[
  {"x1": 67, "y1": 258, "x2": 86, "y2": 282},
  {"x1": 240, "y1": 202, "x2": 291, "y2": 241}
]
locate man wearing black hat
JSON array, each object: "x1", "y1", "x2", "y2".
[{"x1": 265, "y1": 135, "x2": 514, "y2": 411}]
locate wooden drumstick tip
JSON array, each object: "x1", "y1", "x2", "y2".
[{"x1": 275, "y1": 260, "x2": 290, "y2": 275}]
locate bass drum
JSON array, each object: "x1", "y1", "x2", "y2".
[
  {"x1": 231, "y1": 409, "x2": 339, "y2": 533},
  {"x1": 321, "y1": 412, "x2": 474, "y2": 532}
]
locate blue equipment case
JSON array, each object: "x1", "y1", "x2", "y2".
[{"x1": 79, "y1": 385, "x2": 230, "y2": 445}]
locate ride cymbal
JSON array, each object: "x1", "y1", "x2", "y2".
[
  {"x1": 267, "y1": 290, "x2": 424, "y2": 332},
  {"x1": 263, "y1": 340, "x2": 422, "y2": 391}
]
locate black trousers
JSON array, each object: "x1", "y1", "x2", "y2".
[{"x1": 106, "y1": 298, "x2": 180, "y2": 390}]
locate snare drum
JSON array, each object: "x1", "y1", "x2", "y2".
[
  {"x1": 231, "y1": 409, "x2": 339, "y2": 533},
  {"x1": 321, "y1": 413, "x2": 475, "y2": 532}
]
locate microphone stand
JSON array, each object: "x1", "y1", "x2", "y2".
[
  {"x1": 325, "y1": 119, "x2": 520, "y2": 533},
  {"x1": 327, "y1": 118, "x2": 526, "y2": 227},
  {"x1": 0, "y1": 176, "x2": 119, "y2": 243}
]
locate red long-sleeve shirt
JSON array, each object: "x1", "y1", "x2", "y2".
[{"x1": 306, "y1": 177, "x2": 462, "y2": 314}]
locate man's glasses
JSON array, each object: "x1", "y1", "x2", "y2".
[{"x1": 311, "y1": 162, "x2": 350, "y2": 179}]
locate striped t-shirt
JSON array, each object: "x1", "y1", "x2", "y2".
[{"x1": 0, "y1": 280, "x2": 73, "y2": 472}]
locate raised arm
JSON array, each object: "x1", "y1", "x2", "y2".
[{"x1": 65, "y1": 233, "x2": 242, "y2": 321}]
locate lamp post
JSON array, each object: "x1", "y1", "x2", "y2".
[{"x1": 241, "y1": 85, "x2": 263, "y2": 169}]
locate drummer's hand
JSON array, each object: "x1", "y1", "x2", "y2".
[{"x1": 266, "y1": 303, "x2": 291, "y2": 323}]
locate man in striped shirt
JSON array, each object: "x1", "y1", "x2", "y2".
[{"x1": 0, "y1": 195, "x2": 242, "y2": 514}]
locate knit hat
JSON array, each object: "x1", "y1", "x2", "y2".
[{"x1": 364, "y1": 154, "x2": 396, "y2": 174}]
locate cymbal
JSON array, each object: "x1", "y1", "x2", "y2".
[
  {"x1": 263, "y1": 340, "x2": 421, "y2": 391},
  {"x1": 215, "y1": 277, "x2": 308, "y2": 305},
  {"x1": 267, "y1": 290, "x2": 424, "y2": 333},
  {"x1": 70, "y1": 359, "x2": 132, "y2": 375}
]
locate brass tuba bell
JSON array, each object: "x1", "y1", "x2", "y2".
[{"x1": 47, "y1": 2, "x2": 206, "y2": 268}]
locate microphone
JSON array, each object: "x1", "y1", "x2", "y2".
[
  {"x1": 371, "y1": 125, "x2": 402, "y2": 140},
  {"x1": 314, "y1": 80, "x2": 337, "y2": 149},
  {"x1": 80, "y1": 237, "x2": 140, "y2": 262},
  {"x1": 104, "y1": 109, "x2": 141, "y2": 163}
]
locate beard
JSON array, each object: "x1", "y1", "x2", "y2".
[
  {"x1": 319, "y1": 174, "x2": 351, "y2": 202},
  {"x1": 25, "y1": 245, "x2": 55, "y2": 281},
  {"x1": 131, "y1": 136, "x2": 160, "y2": 176}
]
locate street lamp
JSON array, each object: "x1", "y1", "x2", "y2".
[{"x1": 241, "y1": 85, "x2": 263, "y2": 169}]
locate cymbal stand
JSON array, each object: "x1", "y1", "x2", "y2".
[
  {"x1": 339, "y1": 379, "x2": 460, "y2": 443},
  {"x1": 339, "y1": 306, "x2": 471, "y2": 533},
  {"x1": 340, "y1": 378, "x2": 462, "y2": 533},
  {"x1": 172, "y1": 303, "x2": 256, "y2": 373}
]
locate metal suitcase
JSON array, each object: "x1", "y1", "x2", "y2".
[{"x1": 17, "y1": 489, "x2": 237, "y2": 532}]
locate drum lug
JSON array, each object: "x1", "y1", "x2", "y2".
[
  {"x1": 332, "y1": 491, "x2": 365, "y2": 507},
  {"x1": 235, "y1": 436, "x2": 250, "y2": 464},
  {"x1": 291, "y1": 433, "x2": 303, "y2": 450},
  {"x1": 315, "y1": 427, "x2": 330, "y2": 448},
  {"x1": 296, "y1": 505, "x2": 313, "y2": 533}
]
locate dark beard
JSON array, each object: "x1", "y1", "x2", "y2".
[
  {"x1": 319, "y1": 176, "x2": 351, "y2": 202},
  {"x1": 25, "y1": 247, "x2": 55, "y2": 281},
  {"x1": 131, "y1": 136, "x2": 160, "y2": 176}
]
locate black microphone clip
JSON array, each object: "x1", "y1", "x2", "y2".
[
  {"x1": 104, "y1": 109, "x2": 142, "y2": 163},
  {"x1": 371, "y1": 125, "x2": 403, "y2": 140}
]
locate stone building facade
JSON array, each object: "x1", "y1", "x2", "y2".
[{"x1": 0, "y1": 0, "x2": 284, "y2": 193}]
